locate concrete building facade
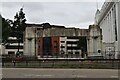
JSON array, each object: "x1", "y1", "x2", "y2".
[
  {"x1": 0, "y1": 44, "x2": 5, "y2": 55},
  {"x1": 87, "y1": 25, "x2": 102, "y2": 57},
  {"x1": 24, "y1": 23, "x2": 102, "y2": 58},
  {"x1": 95, "y1": 1, "x2": 120, "y2": 59}
]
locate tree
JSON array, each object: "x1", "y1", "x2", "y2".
[
  {"x1": 2, "y1": 16, "x2": 12, "y2": 44},
  {"x1": 12, "y1": 8, "x2": 26, "y2": 56},
  {"x1": 0, "y1": 14, "x2": 2, "y2": 43},
  {"x1": 12, "y1": 8, "x2": 26, "y2": 38}
]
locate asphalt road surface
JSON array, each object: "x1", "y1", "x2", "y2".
[{"x1": 1, "y1": 68, "x2": 119, "y2": 80}]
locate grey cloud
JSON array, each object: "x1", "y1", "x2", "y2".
[
  {"x1": 23, "y1": 2, "x2": 44, "y2": 11},
  {"x1": 1, "y1": 2, "x2": 104, "y2": 28},
  {"x1": 2, "y1": 2, "x2": 43, "y2": 10}
]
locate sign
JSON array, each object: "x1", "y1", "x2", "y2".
[{"x1": 105, "y1": 47, "x2": 115, "y2": 59}]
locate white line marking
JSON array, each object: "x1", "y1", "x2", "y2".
[
  {"x1": 24, "y1": 74, "x2": 54, "y2": 77},
  {"x1": 25, "y1": 74, "x2": 33, "y2": 77},
  {"x1": 35, "y1": 75, "x2": 54, "y2": 77},
  {"x1": 111, "y1": 76, "x2": 118, "y2": 78},
  {"x1": 74, "y1": 75, "x2": 87, "y2": 78}
]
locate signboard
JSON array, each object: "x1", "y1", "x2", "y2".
[{"x1": 105, "y1": 47, "x2": 115, "y2": 59}]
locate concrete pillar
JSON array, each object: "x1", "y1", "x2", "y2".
[{"x1": 116, "y1": 2, "x2": 120, "y2": 58}]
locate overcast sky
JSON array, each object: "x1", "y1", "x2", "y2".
[{"x1": 1, "y1": 0, "x2": 105, "y2": 28}]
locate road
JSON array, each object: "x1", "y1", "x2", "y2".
[{"x1": 1, "y1": 68, "x2": 119, "y2": 79}]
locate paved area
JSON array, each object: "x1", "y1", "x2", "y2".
[
  {"x1": 1, "y1": 68, "x2": 119, "y2": 79},
  {"x1": 1, "y1": 78, "x2": 119, "y2": 80}
]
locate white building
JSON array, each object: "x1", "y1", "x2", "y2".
[
  {"x1": 60, "y1": 36, "x2": 82, "y2": 57},
  {"x1": 95, "y1": 1, "x2": 120, "y2": 59},
  {"x1": 1, "y1": 37, "x2": 23, "y2": 56}
]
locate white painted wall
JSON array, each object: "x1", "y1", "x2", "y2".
[
  {"x1": 60, "y1": 37, "x2": 81, "y2": 55},
  {"x1": 87, "y1": 25, "x2": 102, "y2": 57},
  {"x1": 5, "y1": 49, "x2": 23, "y2": 55},
  {"x1": 99, "y1": 3, "x2": 117, "y2": 43},
  {"x1": 60, "y1": 37, "x2": 67, "y2": 54},
  {"x1": 116, "y1": 2, "x2": 120, "y2": 58},
  {"x1": 95, "y1": 2, "x2": 120, "y2": 59},
  {"x1": 24, "y1": 27, "x2": 36, "y2": 56},
  {"x1": 0, "y1": 45, "x2": 5, "y2": 55}
]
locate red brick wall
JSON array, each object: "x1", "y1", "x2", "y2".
[
  {"x1": 37, "y1": 28, "x2": 43, "y2": 57},
  {"x1": 38, "y1": 37, "x2": 43, "y2": 56},
  {"x1": 51, "y1": 37, "x2": 60, "y2": 55}
]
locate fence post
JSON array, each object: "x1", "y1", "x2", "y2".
[
  {"x1": 52, "y1": 60, "x2": 54, "y2": 68},
  {"x1": 112, "y1": 59, "x2": 114, "y2": 68},
  {"x1": 39, "y1": 60, "x2": 41, "y2": 67},
  {"x1": 26, "y1": 60, "x2": 28, "y2": 66},
  {"x1": 2, "y1": 62, "x2": 4, "y2": 66},
  {"x1": 12, "y1": 60, "x2": 16, "y2": 67}
]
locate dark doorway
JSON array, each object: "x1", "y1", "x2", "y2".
[
  {"x1": 43, "y1": 37, "x2": 52, "y2": 56},
  {"x1": 77, "y1": 36, "x2": 87, "y2": 58}
]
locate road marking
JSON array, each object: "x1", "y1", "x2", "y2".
[
  {"x1": 24, "y1": 74, "x2": 54, "y2": 77},
  {"x1": 110, "y1": 76, "x2": 118, "y2": 78},
  {"x1": 24, "y1": 74, "x2": 33, "y2": 77},
  {"x1": 74, "y1": 75, "x2": 87, "y2": 78},
  {"x1": 35, "y1": 75, "x2": 54, "y2": 77}
]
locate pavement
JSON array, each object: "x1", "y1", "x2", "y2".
[{"x1": 1, "y1": 68, "x2": 119, "y2": 79}]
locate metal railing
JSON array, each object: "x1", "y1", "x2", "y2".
[{"x1": 2, "y1": 56, "x2": 120, "y2": 69}]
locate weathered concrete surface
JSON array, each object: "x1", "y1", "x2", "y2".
[
  {"x1": 24, "y1": 25, "x2": 102, "y2": 57},
  {"x1": 2, "y1": 68, "x2": 118, "y2": 78}
]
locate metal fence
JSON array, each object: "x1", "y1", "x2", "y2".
[{"x1": 2, "y1": 56, "x2": 120, "y2": 69}]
